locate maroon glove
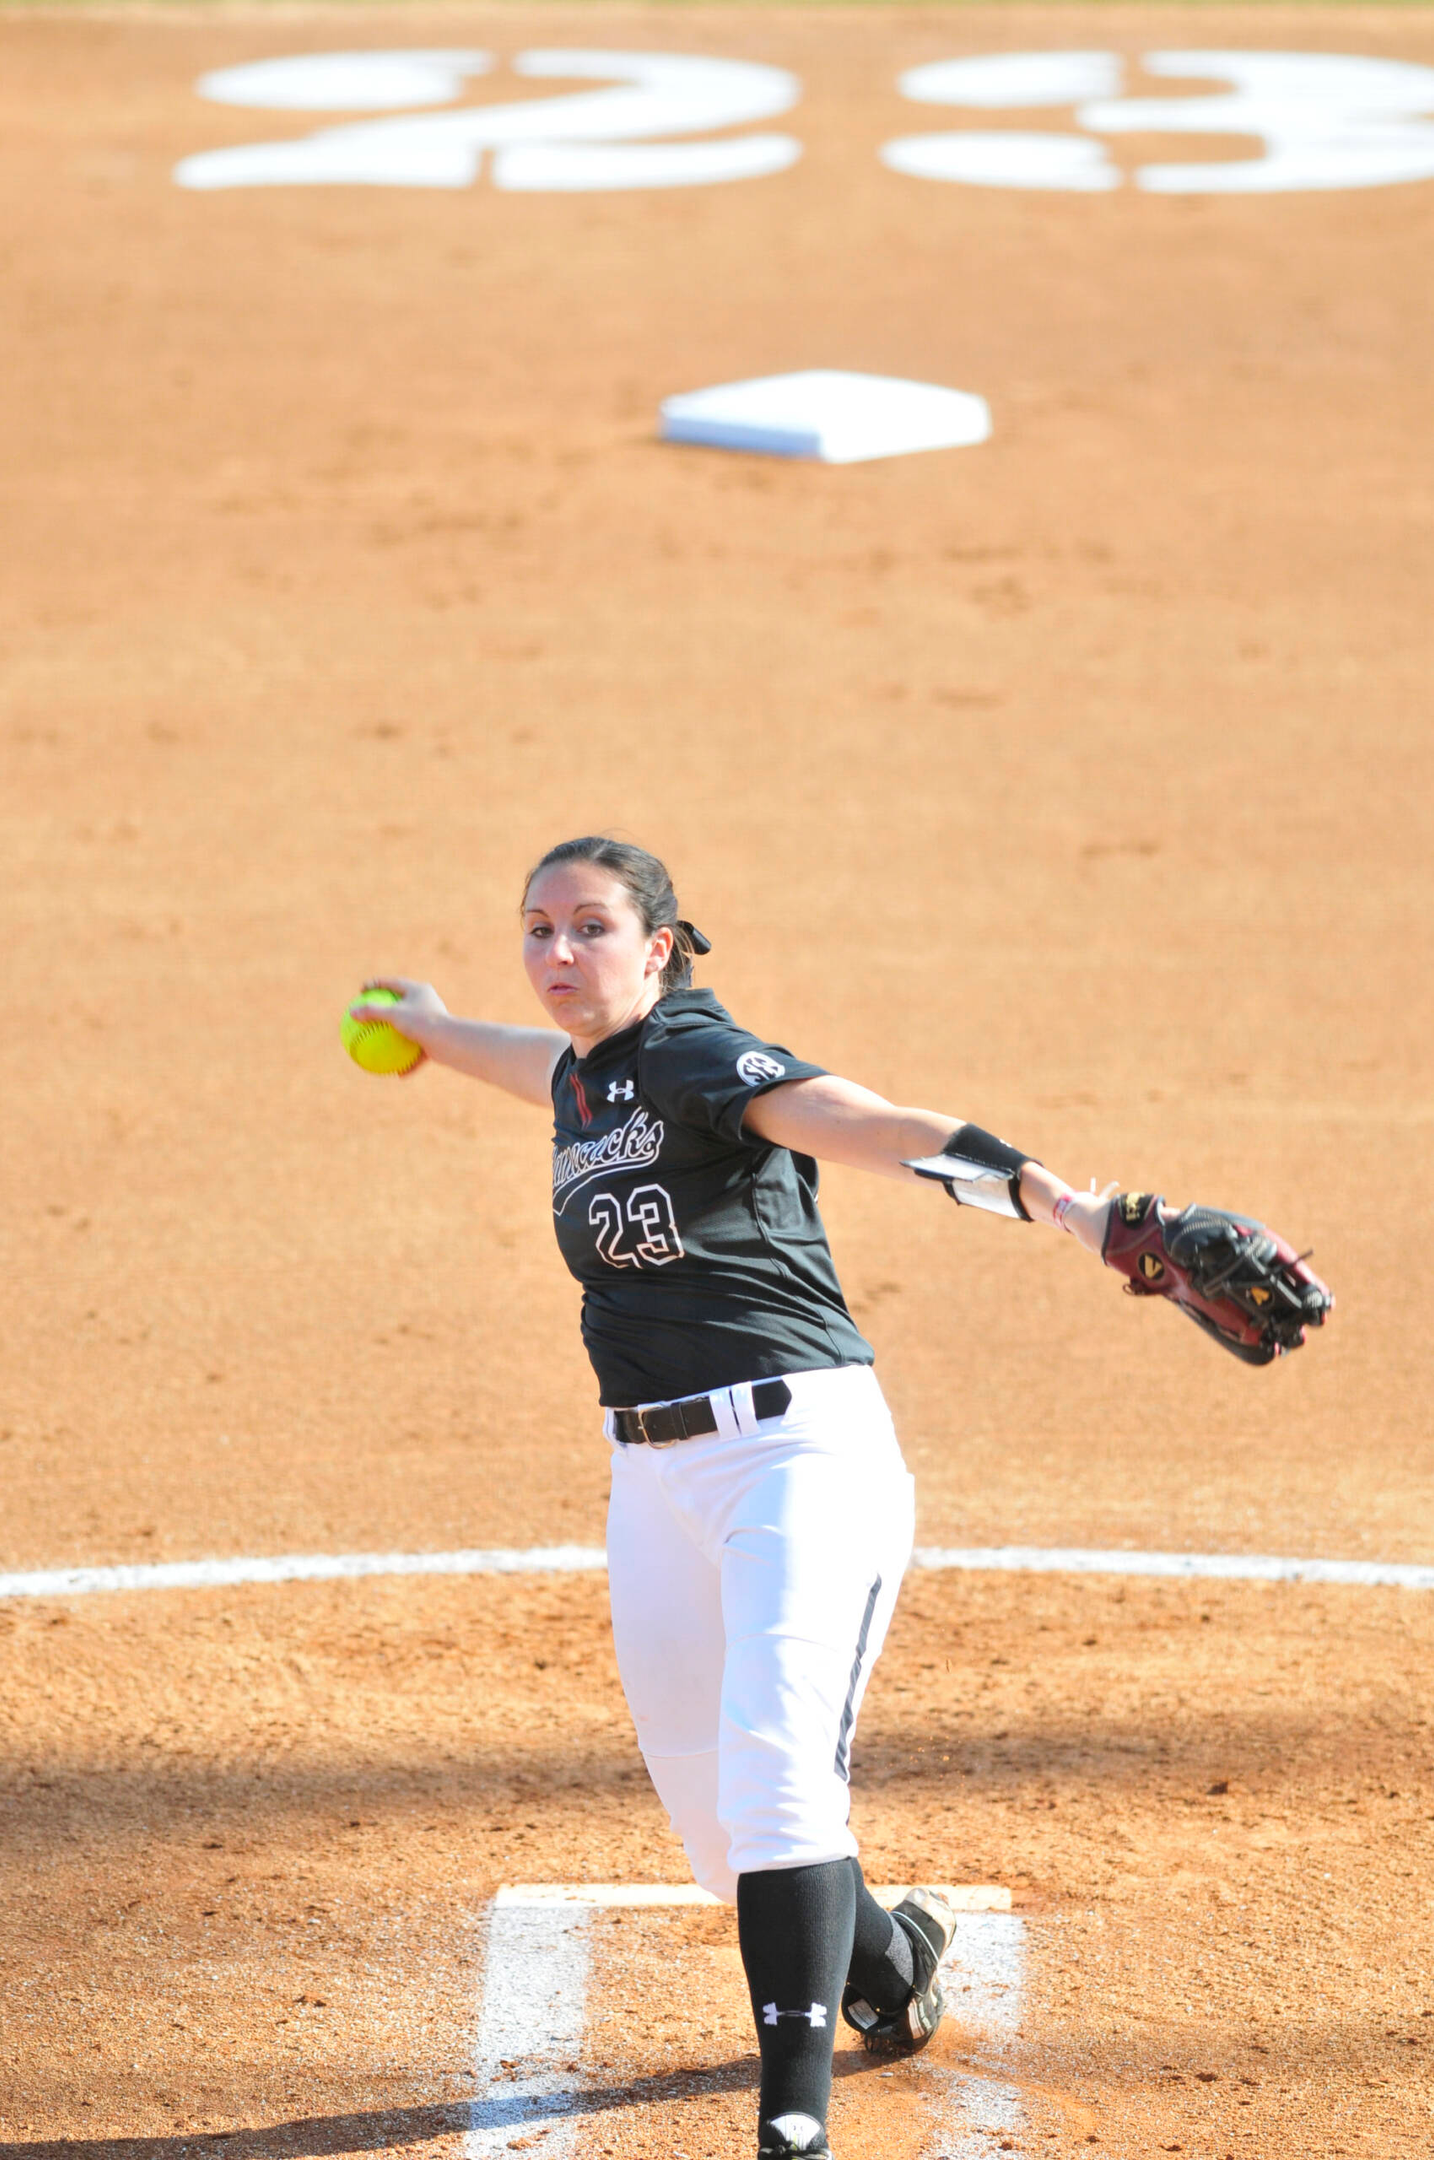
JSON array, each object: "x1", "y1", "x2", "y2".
[{"x1": 1102, "y1": 1193, "x2": 1333, "y2": 1367}]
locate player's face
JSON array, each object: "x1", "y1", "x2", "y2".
[{"x1": 522, "y1": 864, "x2": 672, "y2": 1049}]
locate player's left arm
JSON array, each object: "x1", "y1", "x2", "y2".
[
  {"x1": 742, "y1": 1076, "x2": 1110, "y2": 1253},
  {"x1": 745, "y1": 1075, "x2": 1334, "y2": 1362}
]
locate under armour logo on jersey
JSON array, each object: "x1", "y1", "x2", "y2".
[
  {"x1": 736, "y1": 1050, "x2": 787, "y2": 1086},
  {"x1": 607, "y1": 1078, "x2": 635, "y2": 1103},
  {"x1": 762, "y1": 2002, "x2": 827, "y2": 2028}
]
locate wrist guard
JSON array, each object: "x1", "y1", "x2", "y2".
[{"x1": 903, "y1": 1123, "x2": 1037, "y2": 1222}]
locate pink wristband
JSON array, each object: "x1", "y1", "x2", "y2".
[{"x1": 1052, "y1": 1191, "x2": 1077, "y2": 1233}]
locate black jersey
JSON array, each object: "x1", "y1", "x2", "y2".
[{"x1": 549, "y1": 988, "x2": 874, "y2": 1407}]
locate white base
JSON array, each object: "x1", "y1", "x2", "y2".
[{"x1": 660, "y1": 368, "x2": 991, "y2": 464}]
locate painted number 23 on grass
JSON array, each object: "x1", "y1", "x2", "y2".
[
  {"x1": 173, "y1": 50, "x2": 801, "y2": 192},
  {"x1": 174, "y1": 46, "x2": 1434, "y2": 197}
]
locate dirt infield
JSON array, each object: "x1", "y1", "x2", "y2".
[
  {"x1": 6, "y1": 1572, "x2": 1432, "y2": 2152},
  {"x1": 3, "y1": 5, "x2": 1432, "y2": 2153}
]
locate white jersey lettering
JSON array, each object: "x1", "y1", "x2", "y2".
[{"x1": 552, "y1": 1104, "x2": 663, "y2": 1211}]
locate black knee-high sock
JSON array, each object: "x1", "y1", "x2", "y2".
[
  {"x1": 844, "y1": 1858, "x2": 915, "y2": 2013},
  {"x1": 736, "y1": 1860, "x2": 855, "y2": 2134}
]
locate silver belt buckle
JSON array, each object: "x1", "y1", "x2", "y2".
[{"x1": 642, "y1": 1405, "x2": 678, "y2": 1449}]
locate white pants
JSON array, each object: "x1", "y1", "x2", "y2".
[{"x1": 605, "y1": 1365, "x2": 916, "y2": 1904}]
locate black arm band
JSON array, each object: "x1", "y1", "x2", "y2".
[
  {"x1": 897, "y1": 1123, "x2": 1039, "y2": 1221},
  {"x1": 947, "y1": 1124, "x2": 1036, "y2": 1222},
  {"x1": 945, "y1": 1123, "x2": 1030, "y2": 1180}
]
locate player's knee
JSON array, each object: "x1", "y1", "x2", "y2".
[
  {"x1": 685, "y1": 1835, "x2": 738, "y2": 1904},
  {"x1": 718, "y1": 1749, "x2": 856, "y2": 1878},
  {"x1": 641, "y1": 1746, "x2": 737, "y2": 1901},
  {"x1": 669, "y1": 1785, "x2": 738, "y2": 1901},
  {"x1": 725, "y1": 1819, "x2": 858, "y2": 1878}
]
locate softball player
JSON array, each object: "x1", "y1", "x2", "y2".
[{"x1": 353, "y1": 835, "x2": 1120, "y2": 2160}]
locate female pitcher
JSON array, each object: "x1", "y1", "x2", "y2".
[{"x1": 352, "y1": 835, "x2": 1119, "y2": 2160}]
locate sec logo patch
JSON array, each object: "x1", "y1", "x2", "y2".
[{"x1": 736, "y1": 1050, "x2": 787, "y2": 1086}]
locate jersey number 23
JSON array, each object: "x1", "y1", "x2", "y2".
[{"x1": 589, "y1": 1184, "x2": 685, "y2": 1269}]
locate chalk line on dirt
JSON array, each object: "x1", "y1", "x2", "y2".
[
  {"x1": 465, "y1": 1886, "x2": 1025, "y2": 2160},
  {"x1": 0, "y1": 1545, "x2": 608, "y2": 1601},
  {"x1": 933, "y1": 1911, "x2": 1026, "y2": 2160},
  {"x1": 3, "y1": 1544, "x2": 1432, "y2": 1601},
  {"x1": 909, "y1": 1546, "x2": 1434, "y2": 1589},
  {"x1": 467, "y1": 1894, "x2": 591, "y2": 2160}
]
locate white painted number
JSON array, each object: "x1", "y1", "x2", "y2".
[
  {"x1": 195, "y1": 50, "x2": 496, "y2": 112},
  {"x1": 175, "y1": 49, "x2": 801, "y2": 192},
  {"x1": 589, "y1": 1184, "x2": 685, "y2": 1270},
  {"x1": 174, "y1": 45, "x2": 1434, "y2": 199},
  {"x1": 882, "y1": 50, "x2": 1434, "y2": 194}
]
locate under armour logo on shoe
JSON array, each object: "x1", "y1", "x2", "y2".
[
  {"x1": 607, "y1": 1079, "x2": 635, "y2": 1103},
  {"x1": 761, "y1": 2002, "x2": 827, "y2": 2028}
]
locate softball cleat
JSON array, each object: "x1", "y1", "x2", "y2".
[
  {"x1": 757, "y1": 2112, "x2": 831, "y2": 2159},
  {"x1": 841, "y1": 1886, "x2": 957, "y2": 2056}
]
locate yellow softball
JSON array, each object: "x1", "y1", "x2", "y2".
[{"x1": 341, "y1": 987, "x2": 423, "y2": 1075}]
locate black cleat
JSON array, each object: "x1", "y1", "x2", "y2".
[
  {"x1": 840, "y1": 1886, "x2": 957, "y2": 2056},
  {"x1": 757, "y1": 2112, "x2": 831, "y2": 2160}
]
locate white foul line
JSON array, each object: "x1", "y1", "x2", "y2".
[
  {"x1": 910, "y1": 1545, "x2": 1434, "y2": 1589},
  {"x1": 466, "y1": 1885, "x2": 1024, "y2": 2160},
  {"x1": 2, "y1": 1542, "x2": 1432, "y2": 1602},
  {"x1": 0, "y1": 1544, "x2": 608, "y2": 1601}
]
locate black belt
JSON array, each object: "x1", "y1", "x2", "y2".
[{"x1": 613, "y1": 1379, "x2": 792, "y2": 1448}]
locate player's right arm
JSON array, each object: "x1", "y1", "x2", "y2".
[{"x1": 351, "y1": 978, "x2": 566, "y2": 1107}]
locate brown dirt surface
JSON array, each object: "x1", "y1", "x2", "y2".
[
  {"x1": 2, "y1": 5, "x2": 1432, "y2": 2156},
  {"x1": 4, "y1": 1573, "x2": 1432, "y2": 2153}
]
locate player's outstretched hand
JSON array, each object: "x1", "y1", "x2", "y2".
[
  {"x1": 350, "y1": 978, "x2": 448, "y2": 1077},
  {"x1": 1050, "y1": 1181, "x2": 1120, "y2": 1256},
  {"x1": 1102, "y1": 1192, "x2": 1334, "y2": 1366}
]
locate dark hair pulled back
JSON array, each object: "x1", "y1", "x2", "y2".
[{"x1": 521, "y1": 836, "x2": 710, "y2": 995}]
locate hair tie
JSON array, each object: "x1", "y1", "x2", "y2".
[{"x1": 677, "y1": 919, "x2": 712, "y2": 956}]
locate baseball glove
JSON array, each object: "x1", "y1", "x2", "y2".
[{"x1": 1102, "y1": 1192, "x2": 1333, "y2": 1366}]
